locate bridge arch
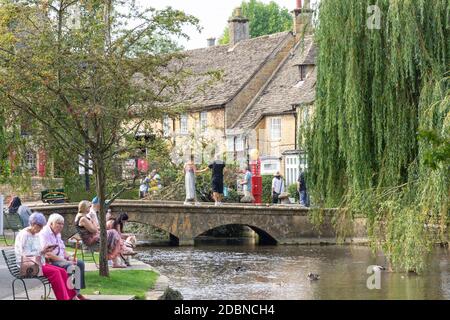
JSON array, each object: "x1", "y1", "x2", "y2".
[
  {"x1": 125, "y1": 220, "x2": 180, "y2": 246},
  {"x1": 194, "y1": 223, "x2": 278, "y2": 245}
]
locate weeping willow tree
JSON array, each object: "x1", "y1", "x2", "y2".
[{"x1": 307, "y1": 0, "x2": 449, "y2": 272}]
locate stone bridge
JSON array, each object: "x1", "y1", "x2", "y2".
[{"x1": 30, "y1": 201, "x2": 367, "y2": 246}]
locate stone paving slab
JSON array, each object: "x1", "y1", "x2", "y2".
[
  {"x1": 84, "y1": 258, "x2": 154, "y2": 272},
  {"x1": 146, "y1": 275, "x2": 168, "y2": 300}
]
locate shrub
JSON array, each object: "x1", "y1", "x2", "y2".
[
  {"x1": 288, "y1": 183, "x2": 299, "y2": 201},
  {"x1": 262, "y1": 175, "x2": 273, "y2": 204},
  {"x1": 224, "y1": 187, "x2": 240, "y2": 203},
  {"x1": 159, "y1": 287, "x2": 184, "y2": 300}
]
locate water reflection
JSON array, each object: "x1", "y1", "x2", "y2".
[{"x1": 137, "y1": 245, "x2": 450, "y2": 300}]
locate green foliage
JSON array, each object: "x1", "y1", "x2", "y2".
[
  {"x1": 418, "y1": 128, "x2": 450, "y2": 170},
  {"x1": 309, "y1": 0, "x2": 449, "y2": 272},
  {"x1": 262, "y1": 175, "x2": 273, "y2": 204},
  {"x1": 219, "y1": 0, "x2": 293, "y2": 45},
  {"x1": 309, "y1": 207, "x2": 326, "y2": 234},
  {"x1": 0, "y1": 109, "x2": 7, "y2": 180},
  {"x1": 288, "y1": 183, "x2": 298, "y2": 201},
  {"x1": 224, "y1": 187, "x2": 240, "y2": 203},
  {"x1": 0, "y1": 0, "x2": 201, "y2": 276},
  {"x1": 218, "y1": 27, "x2": 230, "y2": 46}
]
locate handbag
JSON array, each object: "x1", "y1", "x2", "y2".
[{"x1": 20, "y1": 256, "x2": 43, "y2": 277}]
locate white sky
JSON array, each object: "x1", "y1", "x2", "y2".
[{"x1": 136, "y1": 0, "x2": 318, "y2": 50}]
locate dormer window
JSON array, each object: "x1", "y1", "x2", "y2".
[{"x1": 299, "y1": 65, "x2": 307, "y2": 81}]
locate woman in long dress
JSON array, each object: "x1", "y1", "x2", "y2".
[
  {"x1": 74, "y1": 200, "x2": 123, "y2": 268},
  {"x1": 184, "y1": 155, "x2": 207, "y2": 205}
]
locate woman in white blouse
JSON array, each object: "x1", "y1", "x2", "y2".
[{"x1": 15, "y1": 212, "x2": 79, "y2": 300}]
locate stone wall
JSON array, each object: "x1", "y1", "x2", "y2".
[{"x1": 0, "y1": 177, "x2": 64, "y2": 202}]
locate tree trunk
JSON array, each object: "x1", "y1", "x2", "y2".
[
  {"x1": 104, "y1": 0, "x2": 112, "y2": 48},
  {"x1": 94, "y1": 154, "x2": 109, "y2": 277},
  {"x1": 84, "y1": 149, "x2": 90, "y2": 191}
]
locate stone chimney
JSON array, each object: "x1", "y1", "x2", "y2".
[
  {"x1": 228, "y1": 7, "x2": 250, "y2": 46},
  {"x1": 207, "y1": 37, "x2": 216, "y2": 47},
  {"x1": 292, "y1": 0, "x2": 314, "y2": 36}
]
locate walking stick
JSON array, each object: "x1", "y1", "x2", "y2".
[{"x1": 73, "y1": 239, "x2": 79, "y2": 262}]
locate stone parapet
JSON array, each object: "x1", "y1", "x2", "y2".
[{"x1": 29, "y1": 201, "x2": 368, "y2": 245}]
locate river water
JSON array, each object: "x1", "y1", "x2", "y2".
[{"x1": 137, "y1": 245, "x2": 450, "y2": 300}]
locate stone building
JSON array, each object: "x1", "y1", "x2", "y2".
[
  {"x1": 227, "y1": 36, "x2": 316, "y2": 186},
  {"x1": 157, "y1": 1, "x2": 317, "y2": 186}
]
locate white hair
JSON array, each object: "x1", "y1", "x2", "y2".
[{"x1": 48, "y1": 213, "x2": 64, "y2": 225}]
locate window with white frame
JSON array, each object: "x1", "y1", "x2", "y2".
[
  {"x1": 200, "y1": 111, "x2": 207, "y2": 133},
  {"x1": 24, "y1": 150, "x2": 36, "y2": 173},
  {"x1": 285, "y1": 155, "x2": 299, "y2": 187},
  {"x1": 163, "y1": 115, "x2": 171, "y2": 137},
  {"x1": 271, "y1": 117, "x2": 281, "y2": 140},
  {"x1": 227, "y1": 136, "x2": 235, "y2": 152},
  {"x1": 236, "y1": 136, "x2": 244, "y2": 152},
  {"x1": 180, "y1": 114, "x2": 188, "y2": 134},
  {"x1": 261, "y1": 159, "x2": 280, "y2": 175}
]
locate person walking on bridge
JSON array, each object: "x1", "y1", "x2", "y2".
[
  {"x1": 184, "y1": 155, "x2": 207, "y2": 205},
  {"x1": 208, "y1": 154, "x2": 226, "y2": 206},
  {"x1": 272, "y1": 172, "x2": 285, "y2": 204}
]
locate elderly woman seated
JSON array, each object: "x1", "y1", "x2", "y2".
[
  {"x1": 14, "y1": 213, "x2": 79, "y2": 300},
  {"x1": 74, "y1": 200, "x2": 123, "y2": 268},
  {"x1": 39, "y1": 213, "x2": 88, "y2": 300}
]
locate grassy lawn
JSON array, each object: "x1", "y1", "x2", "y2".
[
  {"x1": 0, "y1": 234, "x2": 16, "y2": 247},
  {"x1": 81, "y1": 270, "x2": 159, "y2": 300},
  {"x1": 65, "y1": 246, "x2": 100, "y2": 262}
]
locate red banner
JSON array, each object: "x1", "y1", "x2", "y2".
[
  {"x1": 137, "y1": 158, "x2": 149, "y2": 173},
  {"x1": 38, "y1": 149, "x2": 47, "y2": 177}
]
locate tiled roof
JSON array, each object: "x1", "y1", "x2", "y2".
[
  {"x1": 170, "y1": 32, "x2": 293, "y2": 110},
  {"x1": 292, "y1": 40, "x2": 317, "y2": 65},
  {"x1": 230, "y1": 36, "x2": 317, "y2": 132}
]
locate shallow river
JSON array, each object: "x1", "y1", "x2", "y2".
[{"x1": 137, "y1": 245, "x2": 450, "y2": 300}]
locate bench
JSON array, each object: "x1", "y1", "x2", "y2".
[
  {"x1": 1, "y1": 249, "x2": 52, "y2": 300},
  {"x1": 1, "y1": 213, "x2": 24, "y2": 245},
  {"x1": 41, "y1": 189, "x2": 68, "y2": 204}
]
